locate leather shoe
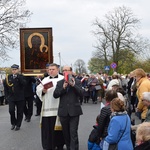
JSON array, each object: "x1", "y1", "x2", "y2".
[
  {"x1": 57, "y1": 145, "x2": 64, "y2": 150},
  {"x1": 15, "y1": 126, "x2": 20, "y2": 131},
  {"x1": 11, "y1": 125, "x2": 15, "y2": 130},
  {"x1": 26, "y1": 118, "x2": 30, "y2": 122}
]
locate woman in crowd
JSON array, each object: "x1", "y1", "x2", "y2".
[
  {"x1": 134, "y1": 122, "x2": 150, "y2": 150},
  {"x1": 103, "y1": 97, "x2": 133, "y2": 150},
  {"x1": 98, "y1": 90, "x2": 118, "y2": 144},
  {"x1": 106, "y1": 74, "x2": 119, "y2": 91},
  {"x1": 133, "y1": 68, "x2": 150, "y2": 122},
  {"x1": 87, "y1": 74, "x2": 99, "y2": 104},
  {"x1": 96, "y1": 73, "x2": 105, "y2": 102}
]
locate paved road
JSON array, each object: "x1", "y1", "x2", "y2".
[
  {"x1": 0, "y1": 101, "x2": 140, "y2": 150},
  {"x1": 0, "y1": 101, "x2": 101, "y2": 150}
]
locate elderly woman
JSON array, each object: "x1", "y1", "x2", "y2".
[
  {"x1": 106, "y1": 74, "x2": 120, "y2": 91},
  {"x1": 131, "y1": 92, "x2": 150, "y2": 130},
  {"x1": 131, "y1": 92, "x2": 150, "y2": 147},
  {"x1": 103, "y1": 98, "x2": 133, "y2": 150},
  {"x1": 87, "y1": 74, "x2": 99, "y2": 104},
  {"x1": 133, "y1": 68, "x2": 150, "y2": 122},
  {"x1": 134, "y1": 122, "x2": 150, "y2": 150}
]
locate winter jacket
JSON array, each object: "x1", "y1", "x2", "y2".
[
  {"x1": 88, "y1": 125, "x2": 101, "y2": 150},
  {"x1": 98, "y1": 104, "x2": 111, "y2": 139},
  {"x1": 136, "y1": 77, "x2": 150, "y2": 119},
  {"x1": 105, "y1": 114, "x2": 133, "y2": 150}
]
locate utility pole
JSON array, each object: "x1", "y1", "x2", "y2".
[
  {"x1": 58, "y1": 52, "x2": 61, "y2": 72},
  {"x1": 71, "y1": 63, "x2": 73, "y2": 71}
]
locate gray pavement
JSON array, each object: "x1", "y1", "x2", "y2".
[
  {"x1": 0, "y1": 101, "x2": 140, "y2": 150},
  {"x1": 0, "y1": 101, "x2": 101, "y2": 150}
]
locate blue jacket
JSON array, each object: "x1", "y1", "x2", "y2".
[
  {"x1": 105, "y1": 114, "x2": 133, "y2": 150},
  {"x1": 88, "y1": 141, "x2": 101, "y2": 150}
]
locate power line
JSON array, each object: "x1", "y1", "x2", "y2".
[{"x1": 54, "y1": 52, "x2": 72, "y2": 66}]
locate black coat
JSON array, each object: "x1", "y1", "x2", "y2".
[
  {"x1": 53, "y1": 78, "x2": 83, "y2": 117},
  {"x1": 88, "y1": 125, "x2": 100, "y2": 145},
  {"x1": 4, "y1": 74, "x2": 26, "y2": 101},
  {"x1": 134, "y1": 140, "x2": 150, "y2": 150},
  {"x1": 127, "y1": 77, "x2": 134, "y2": 95},
  {"x1": 98, "y1": 104, "x2": 111, "y2": 138}
]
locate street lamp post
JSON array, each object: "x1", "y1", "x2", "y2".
[{"x1": 58, "y1": 52, "x2": 61, "y2": 72}]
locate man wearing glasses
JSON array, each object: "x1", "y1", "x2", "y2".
[
  {"x1": 53, "y1": 66, "x2": 83, "y2": 150},
  {"x1": 4, "y1": 64, "x2": 26, "y2": 131}
]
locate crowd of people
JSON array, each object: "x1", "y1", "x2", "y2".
[
  {"x1": 87, "y1": 69, "x2": 150, "y2": 150},
  {"x1": 1, "y1": 64, "x2": 150, "y2": 150}
]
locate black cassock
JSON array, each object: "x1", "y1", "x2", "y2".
[{"x1": 41, "y1": 115, "x2": 65, "y2": 150}]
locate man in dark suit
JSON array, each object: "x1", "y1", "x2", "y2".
[
  {"x1": 3, "y1": 64, "x2": 26, "y2": 131},
  {"x1": 53, "y1": 66, "x2": 83, "y2": 150}
]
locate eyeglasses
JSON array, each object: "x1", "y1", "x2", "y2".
[{"x1": 62, "y1": 70, "x2": 71, "y2": 72}]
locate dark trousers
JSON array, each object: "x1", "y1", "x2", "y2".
[
  {"x1": 60, "y1": 115, "x2": 80, "y2": 150},
  {"x1": 0, "y1": 96, "x2": 4, "y2": 105},
  {"x1": 35, "y1": 96, "x2": 42, "y2": 115},
  {"x1": 90, "y1": 90, "x2": 98, "y2": 103},
  {"x1": 84, "y1": 96, "x2": 90, "y2": 103},
  {"x1": 24, "y1": 96, "x2": 33, "y2": 119},
  {"x1": 79, "y1": 96, "x2": 83, "y2": 105},
  {"x1": 41, "y1": 116, "x2": 65, "y2": 150},
  {"x1": 9, "y1": 100, "x2": 25, "y2": 127},
  {"x1": 130, "y1": 96, "x2": 136, "y2": 112}
]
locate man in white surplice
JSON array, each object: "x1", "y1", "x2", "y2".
[{"x1": 36, "y1": 63, "x2": 65, "y2": 150}]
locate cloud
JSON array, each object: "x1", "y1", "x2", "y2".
[{"x1": 1, "y1": 0, "x2": 150, "y2": 70}]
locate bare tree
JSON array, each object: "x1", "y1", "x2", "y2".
[
  {"x1": 92, "y1": 6, "x2": 149, "y2": 71},
  {"x1": 74, "y1": 59, "x2": 86, "y2": 74},
  {"x1": 0, "y1": 0, "x2": 32, "y2": 62},
  {"x1": 92, "y1": 36, "x2": 110, "y2": 66}
]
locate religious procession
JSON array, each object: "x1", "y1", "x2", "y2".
[
  {"x1": 1, "y1": 60, "x2": 150, "y2": 150},
  {"x1": 1, "y1": 1, "x2": 150, "y2": 149}
]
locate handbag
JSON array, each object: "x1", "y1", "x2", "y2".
[
  {"x1": 108, "y1": 143, "x2": 118, "y2": 150},
  {"x1": 108, "y1": 116, "x2": 128, "y2": 150},
  {"x1": 95, "y1": 85, "x2": 101, "y2": 90}
]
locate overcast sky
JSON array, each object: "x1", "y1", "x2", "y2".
[{"x1": 1, "y1": 0, "x2": 150, "y2": 69}]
